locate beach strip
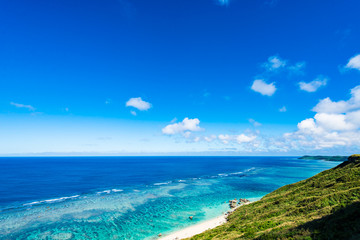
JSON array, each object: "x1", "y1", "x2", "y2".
[
  {"x1": 160, "y1": 214, "x2": 227, "y2": 240},
  {"x1": 160, "y1": 201, "x2": 253, "y2": 240}
]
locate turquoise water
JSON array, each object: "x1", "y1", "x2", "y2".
[{"x1": 0, "y1": 157, "x2": 339, "y2": 239}]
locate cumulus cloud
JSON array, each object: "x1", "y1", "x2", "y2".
[
  {"x1": 162, "y1": 118, "x2": 203, "y2": 135},
  {"x1": 262, "y1": 56, "x2": 287, "y2": 71},
  {"x1": 251, "y1": 79, "x2": 276, "y2": 96},
  {"x1": 236, "y1": 134, "x2": 257, "y2": 144},
  {"x1": 126, "y1": 97, "x2": 152, "y2": 111},
  {"x1": 299, "y1": 76, "x2": 328, "y2": 92},
  {"x1": 312, "y1": 85, "x2": 360, "y2": 113},
  {"x1": 346, "y1": 54, "x2": 360, "y2": 71},
  {"x1": 10, "y1": 102, "x2": 35, "y2": 111},
  {"x1": 283, "y1": 84, "x2": 360, "y2": 150}
]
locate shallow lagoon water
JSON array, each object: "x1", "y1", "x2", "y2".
[{"x1": 0, "y1": 157, "x2": 338, "y2": 239}]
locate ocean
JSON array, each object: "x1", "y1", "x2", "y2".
[{"x1": 0, "y1": 156, "x2": 338, "y2": 239}]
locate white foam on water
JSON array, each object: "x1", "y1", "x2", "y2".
[
  {"x1": 97, "y1": 190, "x2": 111, "y2": 194},
  {"x1": 23, "y1": 195, "x2": 80, "y2": 206},
  {"x1": 153, "y1": 181, "x2": 171, "y2": 186},
  {"x1": 111, "y1": 189, "x2": 123, "y2": 192}
]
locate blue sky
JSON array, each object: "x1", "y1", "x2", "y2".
[{"x1": 1, "y1": 0, "x2": 360, "y2": 155}]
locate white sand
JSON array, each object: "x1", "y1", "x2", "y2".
[
  {"x1": 160, "y1": 214, "x2": 227, "y2": 240},
  {"x1": 159, "y1": 202, "x2": 252, "y2": 240}
]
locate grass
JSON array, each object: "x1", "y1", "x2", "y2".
[{"x1": 188, "y1": 155, "x2": 360, "y2": 240}]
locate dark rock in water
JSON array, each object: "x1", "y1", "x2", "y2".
[
  {"x1": 239, "y1": 198, "x2": 250, "y2": 204},
  {"x1": 229, "y1": 199, "x2": 237, "y2": 208}
]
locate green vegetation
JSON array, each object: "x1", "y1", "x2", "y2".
[
  {"x1": 299, "y1": 155, "x2": 348, "y2": 162},
  {"x1": 189, "y1": 155, "x2": 360, "y2": 240}
]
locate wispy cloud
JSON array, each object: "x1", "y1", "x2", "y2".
[
  {"x1": 279, "y1": 106, "x2": 287, "y2": 112},
  {"x1": 261, "y1": 55, "x2": 305, "y2": 75},
  {"x1": 10, "y1": 102, "x2": 35, "y2": 111},
  {"x1": 105, "y1": 98, "x2": 112, "y2": 104},
  {"x1": 299, "y1": 76, "x2": 328, "y2": 92},
  {"x1": 262, "y1": 56, "x2": 287, "y2": 72},
  {"x1": 249, "y1": 118, "x2": 262, "y2": 127},
  {"x1": 251, "y1": 79, "x2": 277, "y2": 96},
  {"x1": 288, "y1": 62, "x2": 306, "y2": 75}
]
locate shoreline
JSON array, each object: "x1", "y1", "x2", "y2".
[{"x1": 159, "y1": 202, "x2": 251, "y2": 240}]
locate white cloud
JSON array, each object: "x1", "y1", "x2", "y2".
[
  {"x1": 279, "y1": 106, "x2": 287, "y2": 112},
  {"x1": 218, "y1": 134, "x2": 231, "y2": 144},
  {"x1": 299, "y1": 76, "x2": 328, "y2": 92},
  {"x1": 236, "y1": 134, "x2": 257, "y2": 144},
  {"x1": 130, "y1": 110, "x2": 137, "y2": 116},
  {"x1": 126, "y1": 97, "x2": 152, "y2": 111},
  {"x1": 251, "y1": 79, "x2": 276, "y2": 96},
  {"x1": 10, "y1": 102, "x2": 35, "y2": 111},
  {"x1": 249, "y1": 118, "x2": 262, "y2": 127},
  {"x1": 283, "y1": 84, "x2": 360, "y2": 150},
  {"x1": 162, "y1": 118, "x2": 203, "y2": 135},
  {"x1": 204, "y1": 135, "x2": 217, "y2": 142},
  {"x1": 345, "y1": 54, "x2": 360, "y2": 71},
  {"x1": 314, "y1": 113, "x2": 356, "y2": 131},
  {"x1": 262, "y1": 56, "x2": 287, "y2": 71},
  {"x1": 261, "y1": 55, "x2": 305, "y2": 75},
  {"x1": 312, "y1": 85, "x2": 360, "y2": 113},
  {"x1": 217, "y1": 133, "x2": 257, "y2": 145}
]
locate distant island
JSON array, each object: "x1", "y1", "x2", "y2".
[
  {"x1": 187, "y1": 154, "x2": 360, "y2": 239},
  {"x1": 299, "y1": 155, "x2": 348, "y2": 162}
]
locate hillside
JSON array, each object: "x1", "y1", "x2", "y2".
[{"x1": 189, "y1": 155, "x2": 360, "y2": 240}]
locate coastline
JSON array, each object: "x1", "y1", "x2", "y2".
[
  {"x1": 160, "y1": 214, "x2": 227, "y2": 240},
  {"x1": 160, "y1": 202, "x2": 251, "y2": 240}
]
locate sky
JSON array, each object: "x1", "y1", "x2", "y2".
[{"x1": 0, "y1": 0, "x2": 360, "y2": 156}]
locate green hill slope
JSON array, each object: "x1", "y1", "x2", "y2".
[{"x1": 189, "y1": 155, "x2": 360, "y2": 240}]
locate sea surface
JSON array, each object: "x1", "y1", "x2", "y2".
[{"x1": 0, "y1": 156, "x2": 339, "y2": 240}]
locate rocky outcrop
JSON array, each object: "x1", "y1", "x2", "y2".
[
  {"x1": 239, "y1": 198, "x2": 250, "y2": 204},
  {"x1": 229, "y1": 199, "x2": 237, "y2": 208}
]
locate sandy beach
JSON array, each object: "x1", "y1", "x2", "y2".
[
  {"x1": 160, "y1": 214, "x2": 227, "y2": 240},
  {"x1": 159, "y1": 201, "x2": 252, "y2": 240}
]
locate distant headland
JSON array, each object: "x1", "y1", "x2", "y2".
[{"x1": 299, "y1": 155, "x2": 348, "y2": 162}]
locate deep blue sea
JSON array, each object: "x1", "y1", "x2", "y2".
[{"x1": 0, "y1": 156, "x2": 338, "y2": 239}]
